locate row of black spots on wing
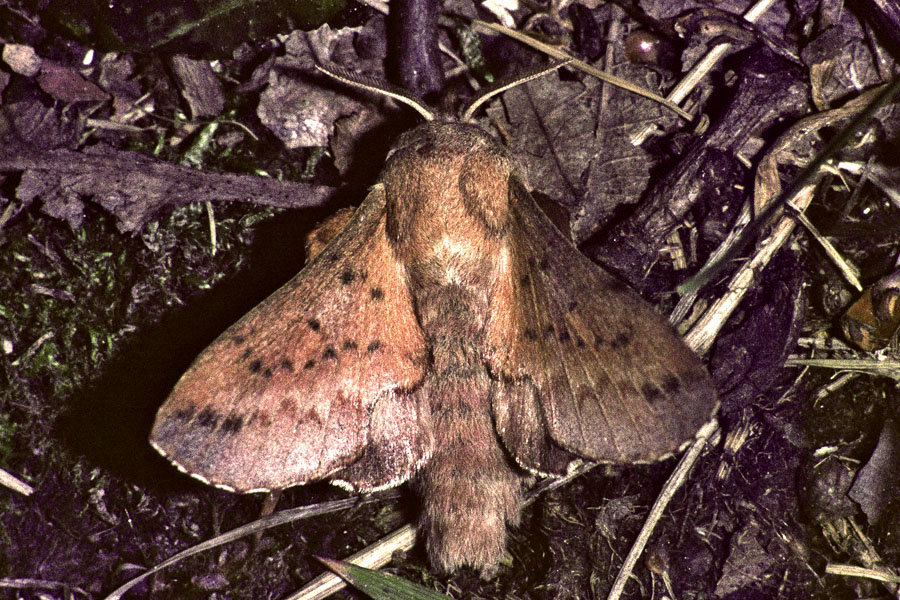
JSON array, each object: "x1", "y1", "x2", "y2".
[
  {"x1": 248, "y1": 357, "x2": 275, "y2": 378},
  {"x1": 337, "y1": 267, "x2": 368, "y2": 287},
  {"x1": 300, "y1": 406, "x2": 324, "y2": 427},
  {"x1": 307, "y1": 318, "x2": 321, "y2": 332},
  {"x1": 640, "y1": 382, "x2": 665, "y2": 406},
  {"x1": 303, "y1": 359, "x2": 316, "y2": 370},
  {"x1": 542, "y1": 321, "x2": 577, "y2": 345},
  {"x1": 609, "y1": 328, "x2": 633, "y2": 349},
  {"x1": 173, "y1": 405, "x2": 197, "y2": 422},
  {"x1": 244, "y1": 408, "x2": 273, "y2": 428},
  {"x1": 196, "y1": 406, "x2": 220, "y2": 429},
  {"x1": 322, "y1": 346, "x2": 337, "y2": 360},
  {"x1": 231, "y1": 334, "x2": 246, "y2": 346},
  {"x1": 343, "y1": 340, "x2": 358, "y2": 351},
  {"x1": 370, "y1": 287, "x2": 384, "y2": 301},
  {"x1": 220, "y1": 413, "x2": 244, "y2": 434},
  {"x1": 281, "y1": 358, "x2": 294, "y2": 372},
  {"x1": 592, "y1": 324, "x2": 634, "y2": 351},
  {"x1": 661, "y1": 375, "x2": 681, "y2": 396},
  {"x1": 367, "y1": 340, "x2": 382, "y2": 353}
]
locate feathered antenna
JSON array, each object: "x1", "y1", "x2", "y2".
[
  {"x1": 461, "y1": 59, "x2": 572, "y2": 121},
  {"x1": 318, "y1": 60, "x2": 572, "y2": 123},
  {"x1": 316, "y1": 63, "x2": 436, "y2": 121}
]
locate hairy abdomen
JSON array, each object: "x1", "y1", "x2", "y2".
[{"x1": 413, "y1": 283, "x2": 522, "y2": 572}]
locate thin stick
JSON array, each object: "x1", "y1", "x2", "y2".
[
  {"x1": 285, "y1": 526, "x2": 417, "y2": 600},
  {"x1": 472, "y1": 20, "x2": 691, "y2": 121},
  {"x1": 684, "y1": 183, "x2": 816, "y2": 356},
  {"x1": 825, "y1": 564, "x2": 900, "y2": 585},
  {"x1": 605, "y1": 419, "x2": 718, "y2": 600},
  {"x1": 786, "y1": 201, "x2": 861, "y2": 291},
  {"x1": 0, "y1": 468, "x2": 33, "y2": 496},
  {"x1": 102, "y1": 494, "x2": 396, "y2": 600},
  {"x1": 629, "y1": 0, "x2": 780, "y2": 145}
]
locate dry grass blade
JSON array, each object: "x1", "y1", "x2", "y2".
[
  {"x1": 287, "y1": 527, "x2": 417, "y2": 600},
  {"x1": 784, "y1": 358, "x2": 900, "y2": 380},
  {"x1": 0, "y1": 468, "x2": 34, "y2": 496},
  {"x1": 102, "y1": 494, "x2": 396, "y2": 600},
  {"x1": 605, "y1": 419, "x2": 719, "y2": 600},
  {"x1": 826, "y1": 564, "x2": 900, "y2": 585},
  {"x1": 629, "y1": 0, "x2": 781, "y2": 145},
  {"x1": 472, "y1": 20, "x2": 691, "y2": 121}
]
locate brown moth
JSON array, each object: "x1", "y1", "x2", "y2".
[{"x1": 150, "y1": 64, "x2": 718, "y2": 573}]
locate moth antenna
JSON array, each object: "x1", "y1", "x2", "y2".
[
  {"x1": 461, "y1": 59, "x2": 574, "y2": 122},
  {"x1": 315, "y1": 63, "x2": 436, "y2": 121}
]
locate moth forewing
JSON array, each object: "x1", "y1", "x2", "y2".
[{"x1": 150, "y1": 183, "x2": 431, "y2": 494}]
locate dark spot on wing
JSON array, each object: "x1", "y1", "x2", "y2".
[
  {"x1": 301, "y1": 408, "x2": 324, "y2": 426},
  {"x1": 173, "y1": 405, "x2": 196, "y2": 421},
  {"x1": 641, "y1": 383, "x2": 664, "y2": 405},
  {"x1": 304, "y1": 359, "x2": 316, "y2": 370},
  {"x1": 568, "y1": 300, "x2": 578, "y2": 312},
  {"x1": 367, "y1": 340, "x2": 382, "y2": 353},
  {"x1": 539, "y1": 257, "x2": 550, "y2": 270},
  {"x1": 360, "y1": 270, "x2": 369, "y2": 282},
  {"x1": 323, "y1": 346, "x2": 337, "y2": 360},
  {"x1": 575, "y1": 335, "x2": 585, "y2": 348},
  {"x1": 263, "y1": 367, "x2": 273, "y2": 378},
  {"x1": 249, "y1": 359, "x2": 262, "y2": 373},
  {"x1": 232, "y1": 335, "x2": 246, "y2": 345},
  {"x1": 524, "y1": 328, "x2": 538, "y2": 341},
  {"x1": 196, "y1": 407, "x2": 220, "y2": 428},
  {"x1": 370, "y1": 287, "x2": 384, "y2": 300},
  {"x1": 520, "y1": 274, "x2": 530, "y2": 287},
  {"x1": 343, "y1": 340, "x2": 358, "y2": 351},
  {"x1": 340, "y1": 269, "x2": 355, "y2": 285},
  {"x1": 307, "y1": 318, "x2": 321, "y2": 332},
  {"x1": 241, "y1": 348, "x2": 252, "y2": 361},
  {"x1": 610, "y1": 331, "x2": 632, "y2": 349},
  {"x1": 281, "y1": 359, "x2": 294, "y2": 371},
  {"x1": 257, "y1": 411, "x2": 272, "y2": 427},
  {"x1": 662, "y1": 375, "x2": 681, "y2": 395},
  {"x1": 558, "y1": 330, "x2": 571, "y2": 343},
  {"x1": 279, "y1": 398, "x2": 296, "y2": 414},
  {"x1": 221, "y1": 414, "x2": 243, "y2": 434}
]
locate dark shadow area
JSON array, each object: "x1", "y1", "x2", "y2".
[{"x1": 57, "y1": 201, "x2": 345, "y2": 491}]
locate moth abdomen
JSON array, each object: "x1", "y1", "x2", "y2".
[{"x1": 415, "y1": 349, "x2": 521, "y2": 573}]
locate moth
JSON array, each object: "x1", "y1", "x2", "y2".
[{"x1": 151, "y1": 64, "x2": 718, "y2": 573}]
